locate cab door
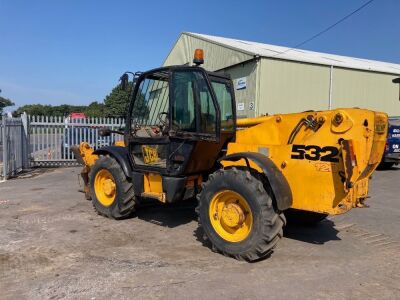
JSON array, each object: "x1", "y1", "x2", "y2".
[
  {"x1": 127, "y1": 69, "x2": 171, "y2": 174},
  {"x1": 168, "y1": 69, "x2": 222, "y2": 175},
  {"x1": 126, "y1": 67, "x2": 230, "y2": 177}
]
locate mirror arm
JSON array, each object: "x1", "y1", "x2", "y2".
[
  {"x1": 109, "y1": 129, "x2": 124, "y2": 135},
  {"x1": 119, "y1": 71, "x2": 138, "y2": 90},
  {"x1": 98, "y1": 127, "x2": 124, "y2": 137}
]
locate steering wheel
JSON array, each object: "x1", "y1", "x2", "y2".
[
  {"x1": 158, "y1": 111, "x2": 183, "y2": 133},
  {"x1": 158, "y1": 112, "x2": 169, "y2": 128},
  {"x1": 158, "y1": 111, "x2": 174, "y2": 135},
  {"x1": 131, "y1": 119, "x2": 141, "y2": 132}
]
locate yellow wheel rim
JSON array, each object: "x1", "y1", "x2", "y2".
[
  {"x1": 209, "y1": 190, "x2": 253, "y2": 243},
  {"x1": 94, "y1": 169, "x2": 116, "y2": 207}
]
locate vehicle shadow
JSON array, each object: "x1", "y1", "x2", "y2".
[
  {"x1": 136, "y1": 199, "x2": 341, "y2": 245},
  {"x1": 135, "y1": 200, "x2": 218, "y2": 255},
  {"x1": 283, "y1": 219, "x2": 341, "y2": 244},
  {"x1": 135, "y1": 198, "x2": 197, "y2": 228},
  {"x1": 376, "y1": 165, "x2": 400, "y2": 171}
]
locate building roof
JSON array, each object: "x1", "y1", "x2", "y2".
[{"x1": 185, "y1": 32, "x2": 400, "y2": 75}]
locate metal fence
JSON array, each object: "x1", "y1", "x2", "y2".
[
  {"x1": 0, "y1": 114, "x2": 125, "y2": 180},
  {"x1": 1, "y1": 113, "x2": 29, "y2": 180},
  {"x1": 29, "y1": 116, "x2": 125, "y2": 166}
]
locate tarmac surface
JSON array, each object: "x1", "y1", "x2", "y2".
[{"x1": 0, "y1": 166, "x2": 399, "y2": 299}]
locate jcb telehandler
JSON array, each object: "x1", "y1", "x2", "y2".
[{"x1": 73, "y1": 49, "x2": 388, "y2": 261}]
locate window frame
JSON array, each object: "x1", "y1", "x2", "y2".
[
  {"x1": 129, "y1": 70, "x2": 170, "y2": 129},
  {"x1": 169, "y1": 68, "x2": 221, "y2": 142},
  {"x1": 208, "y1": 75, "x2": 237, "y2": 133},
  {"x1": 126, "y1": 66, "x2": 227, "y2": 142}
]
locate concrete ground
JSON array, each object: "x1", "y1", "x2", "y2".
[{"x1": 0, "y1": 166, "x2": 399, "y2": 300}]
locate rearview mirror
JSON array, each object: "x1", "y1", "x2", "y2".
[
  {"x1": 120, "y1": 73, "x2": 129, "y2": 91},
  {"x1": 99, "y1": 127, "x2": 111, "y2": 137}
]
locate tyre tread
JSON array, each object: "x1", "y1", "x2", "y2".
[
  {"x1": 89, "y1": 155, "x2": 136, "y2": 220},
  {"x1": 196, "y1": 168, "x2": 284, "y2": 261}
]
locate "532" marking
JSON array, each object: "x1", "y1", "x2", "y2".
[{"x1": 291, "y1": 145, "x2": 340, "y2": 163}]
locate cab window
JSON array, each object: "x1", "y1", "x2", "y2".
[
  {"x1": 131, "y1": 71, "x2": 169, "y2": 128},
  {"x1": 171, "y1": 71, "x2": 196, "y2": 132},
  {"x1": 171, "y1": 70, "x2": 218, "y2": 135},
  {"x1": 197, "y1": 73, "x2": 217, "y2": 134},
  {"x1": 211, "y1": 81, "x2": 234, "y2": 131}
]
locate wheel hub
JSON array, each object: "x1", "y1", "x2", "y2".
[
  {"x1": 209, "y1": 190, "x2": 253, "y2": 243},
  {"x1": 221, "y1": 203, "x2": 245, "y2": 227},
  {"x1": 94, "y1": 169, "x2": 117, "y2": 207},
  {"x1": 102, "y1": 179, "x2": 116, "y2": 197}
]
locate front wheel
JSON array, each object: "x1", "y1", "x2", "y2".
[
  {"x1": 89, "y1": 156, "x2": 136, "y2": 219},
  {"x1": 196, "y1": 168, "x2": 285, "y2": 261}
]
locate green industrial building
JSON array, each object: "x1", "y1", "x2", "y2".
[{"x1": 164, "y1": 32, "x2": 400, "y2": 118}]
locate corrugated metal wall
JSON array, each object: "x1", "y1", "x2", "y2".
[
  {"x1": 163, "y1": 33, "x2": 253, "y2": 71},
  {"x1": 331, "y1": 68, "x2": 400, "y2": 115},
  {"x1": 164, "y1": 33, "x2": 400, "y2": 117},
  {"x1": 258, "y1": 59, "x2": 400, "y2": 116},
  {"x1": 258, "y1": 59, "x2": 331, "y2": 115},
  {"x1": 218, "y1": 60, "x2": 259, "y2": 118}
]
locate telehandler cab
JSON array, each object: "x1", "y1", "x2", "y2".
[{"x1": 73, "y1": 49, "x2": 388, "y2": 261}]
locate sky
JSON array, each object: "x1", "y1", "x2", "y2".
[{"x1": 0, "y1": 0, "x2": 399, "y2": 111}]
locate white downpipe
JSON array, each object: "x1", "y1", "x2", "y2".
[{"x1": 328, "y1": 65, "x2": 333, "y2": 110}]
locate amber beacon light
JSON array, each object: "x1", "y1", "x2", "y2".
[{"x1": 193, "y1": 49, "x2": 204, "y2": 65}]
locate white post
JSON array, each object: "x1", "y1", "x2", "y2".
[
  {"x1": 21, "y1": 112, "x2": 30, "y2": 169},
  {"x1": 1, "y1": 114, "x2": 7, "y2": 181}
]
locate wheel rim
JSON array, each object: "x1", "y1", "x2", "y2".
[
  {"x1": 209, "y1": 190, "x2": 253, "y2": 242},
  {"x1": 94, "y1": 169, "x2": 116, "y2": 207}
]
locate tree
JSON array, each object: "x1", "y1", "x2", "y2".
[
  {"x1": 10, "y1": 82, "x2": 145, "y2": 118},
  {"x1": 0, "y1": 96, "x2": 14, "y2": 114},
  {"x1": 85, "y1": 101, "x2": 105, "y2": 118},
  {"x1": 14, "y1": 104, "x2": 53, "y2": 116},
  {"x1": 13, "y1": 103, "x2": 98, "y2": 117},
  {"x1": 103, "y1": 83, "x2": 150, "y2": 120},
  {"x1": 103, "y1": 83, "x2": 132, "y2": 118},
  {"x1": 51, "y1": 104, "x2": 83, "y2": 116}
]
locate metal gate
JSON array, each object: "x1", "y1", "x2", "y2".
[
  {"x1": 1, "y1": 113, "x2": 29, "y2": 180},
  {"x1": 29, "y1": 116, "x2": 125, "y2": 166}
]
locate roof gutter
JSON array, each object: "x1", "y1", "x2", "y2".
[{"x1": 185, "y1": 32, "x2": 400, "y2": 76}]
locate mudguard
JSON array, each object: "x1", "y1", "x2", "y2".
[
  {"x1": 93, "y1": 146, "x2": 132, "y2": 178},
  {"x1": 219, "y1": 152, "x2": 292, "y2": 211}
]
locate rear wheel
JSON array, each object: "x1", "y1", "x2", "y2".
[
  {"x1": 196, "y1": 168, "x2": 285, "y2": 261},
  {"x1": 89, "y1": 156, "x2": 136, "y2": 219}
]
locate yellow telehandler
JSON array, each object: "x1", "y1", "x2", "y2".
[{"x1": 73, "y1": 49, "x2": 387, "y2": 261}]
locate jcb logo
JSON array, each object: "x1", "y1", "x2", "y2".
[
  {"x1": 291, "y1": 145, "x2": 340, "y2": 163},
  {"x1": 142, "y1": 146, "x2": 159, "y2": 164},
  {"x1": 375, "y1": 119, "x2": 387, "y2": 134}
]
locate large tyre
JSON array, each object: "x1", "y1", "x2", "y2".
[
  {"x1": 89, "y1": 156, "x2": 136, "y2": 219},
  {"x1": 285, "y1": 209, "x2": 327, "y2": 226},
  {"x1": 196, "y1": 168, "x2": 285, "y2": 261}
]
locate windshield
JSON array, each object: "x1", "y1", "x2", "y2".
[
  {"x1": 211, "y1": 80, "x2": 234, "y2": 132},
  {"x1": 130, "y1": 70, "x2": 170, "y2": 128}
]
